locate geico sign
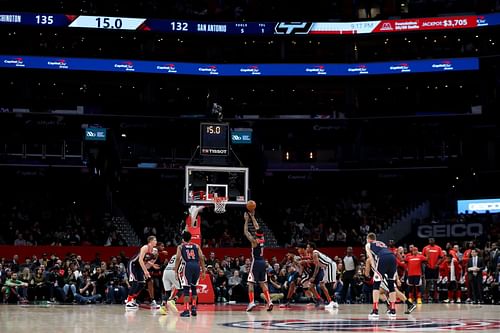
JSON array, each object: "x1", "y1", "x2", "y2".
[
  {"x1": 197, "y1": 284, "x2": 208, "y2": 294},
  {"x1": 417, "y1": 223, "x2": 483, "y2": 238}
]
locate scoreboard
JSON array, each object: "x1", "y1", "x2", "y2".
[{"x1": 200, "y1": 123, "x2": 229, "y2": 156}]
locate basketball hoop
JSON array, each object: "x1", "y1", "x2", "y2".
[{"x1": 212, "y1": 196, "x2": 228, "y2": 214}]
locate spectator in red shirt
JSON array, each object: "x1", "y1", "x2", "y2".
[
  {"x1": 405, "y1": 247, "x2": 427, "y2": 303},
  {"x1": 422, "y1": 238, "x2": 443, "y2": 302}
]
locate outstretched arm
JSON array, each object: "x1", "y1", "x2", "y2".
[
  {"x1": 243, "y1": 213, "x2": 255, "y2": 245},
  {"x1": 248, "y1": 211, "x2": 260, "y2": 230}
]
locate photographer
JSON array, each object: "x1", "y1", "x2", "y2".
[
  {"x1": 261, "y1": 270, "x2": 284, "y2": 303},
  {"x1": 74, "y1": 270, "x2": 101, "y2": 304},
  {"x1": 106, "y1": 264, "x2": 128, "y2": 304}
]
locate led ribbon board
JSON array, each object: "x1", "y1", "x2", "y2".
[
  {"x1": 1, "y1": 12, "x2": 499, "y2": 35},
  {"x1": 0, "y1": 55, "x2": 480, "y2": 76}
]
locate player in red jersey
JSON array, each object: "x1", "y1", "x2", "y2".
[
  {"x1": 461, "y1": 242, "x2": 474, "y2": 302},
  {"x1": 405, "y1": 247, "x2": 427, "y2": 304},
  {"x1": 422, "y1": 238, "x2": 443, "y2": 302},
  {"x1": 439, "y1": 254, "x2": 462, "y2": 303}
]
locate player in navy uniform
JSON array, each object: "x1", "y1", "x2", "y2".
[
  {"x1": 244, "y1": 212, "x2": 273, "y2": 312},
  {"x1": 174, "y1": 231, "x2": 206, "y2": 317},
  {"x1": 126, "y1": 235, "x2": 157, "y2": 309},
  {"x1": 365, "y1": 232, "x2": 397, "y2": 319}
]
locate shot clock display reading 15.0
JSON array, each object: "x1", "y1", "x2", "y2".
[{"x1": 200, "y1": 123, "x2": 229, "y2": 156}]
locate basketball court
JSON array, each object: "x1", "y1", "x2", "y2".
[{"x1": 2, "y1": 303, "x2": 500, "y2": 332}]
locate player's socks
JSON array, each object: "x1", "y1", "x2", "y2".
[
  {"x1": 248, "y1": 292, "x2": 254, "y2": 304},
  {"x1": 263, "y1": 290, "x2": 271, "y2": 304},
  {"x1": 390, "y1": 302, "x2": 395, "y2": 311},
  {"x1": 373, "y1": 302, "x2": 378, "y2": 310}
]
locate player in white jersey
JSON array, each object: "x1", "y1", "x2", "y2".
[
  {"x1": 307, "y1": 242, "x2": 339, "y2": 309},
  {"x1": 160, "y1": 254, "x2": 184, "y2": 314}
]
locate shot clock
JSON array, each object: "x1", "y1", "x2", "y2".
[{"x1": 200, "y1": 123, "x2": 229, "y2": 156}]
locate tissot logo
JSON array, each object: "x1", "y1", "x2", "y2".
[
  {"x1": 275, "y1": 22, "x2": 313, "y2": 34},
  {"x1": 4, "y1": 57, "x2": 25, "y2": 67},
  {"x1": 114, "y1": 61, "x2": 135, "y2": 71}
]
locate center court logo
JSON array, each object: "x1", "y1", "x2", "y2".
[
  {"x1": 198, "y1": 65, "x2": 219, "y2": 75},
  {"x1": 223, "y1": 319, "x2": 500, "y2": 332},
  {"x1": 305, "y1": 65, "x2": 327, "y2": 75},
  {"x1": 47, "y1": 59, "x2": 68, "y2": 69},
  {"x1": 4, "y1": 57, "x2": 25, "y2": 67},
  {"x1": 114, "y1": 61, "x2": 135, "y2": 72}
]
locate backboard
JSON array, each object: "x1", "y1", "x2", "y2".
[{"x1": 185, "y1": 165, "x2": 249, "y2": 206}]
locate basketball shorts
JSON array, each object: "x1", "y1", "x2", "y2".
[
  {"x1": 322, "y1": 262, "x2": 337, "y2": 284},
  {"x1": 247, "y1": 259, "x2": 267, "y2": 283},
  {"x1": 373, "y1": 254, "x2": 397, "y2": 282},
  {"x1": 163, "y1": 269, "x2": 181, "y2": 291},
  {"x1": 313, "y1": 269, "x2": 325, "y2": 285},
  {"x1": 425, "y1": 267, "x2": 439, "y2": 280},
  {"x1": 128, "y1": 261, "x2": 145, "y2": 283},
  {"x1": 181, "y1": 263, "x2": 200, "y2": 287},
  {"x1": 407, "y1": 275, "x2": 422, "y2": 286}
]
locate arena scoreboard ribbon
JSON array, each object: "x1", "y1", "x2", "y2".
[{"x1": 1, "y1": 12, "x2": 499, "y2": 35}]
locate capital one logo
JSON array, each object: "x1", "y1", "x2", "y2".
[{"x1": 275, "y1": 22, "x2": 313, "y2": 34}]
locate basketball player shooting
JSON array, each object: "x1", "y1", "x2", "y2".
[{"x1": 243, "y1": 208, "x2": 273, "y2": 312}]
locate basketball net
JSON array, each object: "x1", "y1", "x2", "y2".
[{"x1": 212, "y1": 196, "x2": 228, "y2": 214}]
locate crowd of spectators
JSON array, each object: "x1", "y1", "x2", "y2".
[
  {"x1": 264, "y1": 190, "x2": 419, "y2": 247},
  {"x1": 1, "y1": 227, "x2": 499, "y2": 305}
]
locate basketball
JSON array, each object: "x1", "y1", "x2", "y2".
[{"x1": 246, "y1": 200, "x2": 257, "y2": 212}]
